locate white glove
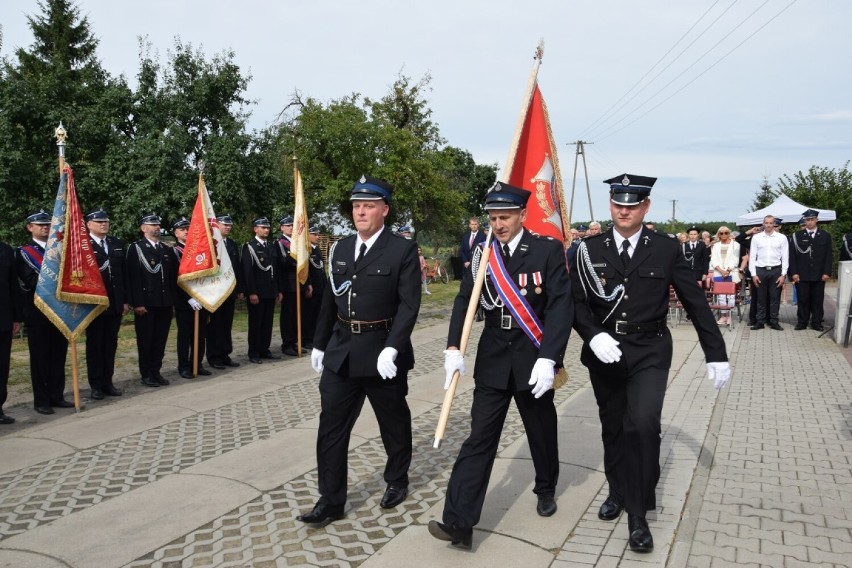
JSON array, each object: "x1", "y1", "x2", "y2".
[
  {"x1": 188, "y1": 298, "x2": 202, "y2": 311},
  {"x1": 311, "y1": 348, "x2": 324, "y2": 374},
  {"x1": 589, "y1": 332, "x2": 622, "y2": 363},
  {"x1": 529, "y1": 358, "x2": 556, "y2": 399},
  {"x1": 443, "y1": 349, "x2": 466, "y2": 390},
  {"x1": 706, "y1": 362, "x2": 731, "y2": 389},
  {"x1": 377, "y1": 347, "x2": 399, "y2": 380}
]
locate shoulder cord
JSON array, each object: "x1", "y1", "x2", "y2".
[
  {"x1": 309, "y1": 250, "x2": 323, "y2": 269},
  {"x1": 134, "y1": 243, "x2": 162, "y2": 275},
  {"x1": 470, "y1": 245, "x2": 502, "y2": 310},
  {"x1": 791, "y1": 232, "x2": 812, "y2": 256},
  {"x1": 246, "y1": 243, "x2": 273, "y2": 273},
  {"x1": 327, "y1": 240, "x2": 352, "y2": 299},
  {"x1": 576, "y1": 240, "x2": 624, "y2": 324}
]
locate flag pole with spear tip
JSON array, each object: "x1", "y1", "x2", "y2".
[
  {"x1": 54, "y1": 123, "x2": 83, "y2": 411},
  {"x1": 432, "y1": 40, "x2": 547, "y2": 449}
]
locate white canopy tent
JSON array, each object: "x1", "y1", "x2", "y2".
[{"x1": 735, "y1": 194, "x2": 837, "y2": 226}]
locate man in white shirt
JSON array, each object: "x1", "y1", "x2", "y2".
[{"x1": 748, "y1": 215, "x2": 789, "y2": 330}]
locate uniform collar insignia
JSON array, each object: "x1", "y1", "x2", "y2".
[
  {"x1": 603, "y1": 237, "x2": 612, "y2": 248},
  {"x1": 592, "y1": 262, "x2": 607, "y2": 268}
]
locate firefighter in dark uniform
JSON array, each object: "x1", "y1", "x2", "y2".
[
  {"x1": 683, "y1": 226, "x2": 710, "y2": 285},
  {"x1": 0, "y1": 238, "x2": 23, "y2": 423},
  {"x1": 570, "y1": 174, "x2": 731, "y2": 553},
  {"x1": 428, "y1": 182, "x2": 573, "y2": 551},
  {"x1": 172, "y1": 217, "x2": 212, "y2": 378},
  {"x1": 17, "y1": 210, "x2": 71, "y2": 414},
  {"x1": 126, "y1": 213, "x2": 177, "y2": 387},
  {"x1": 297, "y1": 175, "x2": 421, "y2": 528},
  {"x1": 206, "y1": 213, "x2": 242, "y2": 369},
  {"x1": 277, "y1": 215, "x2": 301, "y2": 356},
  {"x1": 242, "y1": 217, "x2": 281, "y2": 364},
  {"x1": 301, "y1": 224, "x2": 325, "y2": 348},
  {"x1": 84, "y1": 209, "x2": 128, "y2": 400},
  {"x1": 789, "y1": 209, "x2": 833, "y2": 331}
]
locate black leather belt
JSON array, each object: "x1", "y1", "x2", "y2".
[
  {"x1": 606, "y1": 319, "x2": 667, "y2": 335},
  {"x1": 757, "y1": 265, "x2": 780, "y2": 271},
  {"x1": 483, "y1": 313, "x2": 523, "y2": 330},
  {"x1": 337, "y1": 315, "x2": 393, "y2": 333}
]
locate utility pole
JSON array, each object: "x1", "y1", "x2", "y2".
[
  {"x1": 670, "y1": 199, "x2": 677, "y2": 232},
  {"x1": 569, "y1": 140, "x2": 594, "y2": 225}
]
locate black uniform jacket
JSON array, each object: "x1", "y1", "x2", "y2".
[
  {"x1": 241, "y1": 239, "x2": 281, "y2": 300},
  {"x1": 0, "y1": 242, "x2": 23, "y2": 331},
  {"x1": 681, "y1": 240, "x2": 709, "y2": 281},
  {"x1": 125, "y1": 239, "x2": 177, "y2": 308},
  {"x1": 309, "y1": 245, "x2": 326, "y2": 296},
  {"x1": 16, "y1": 240, "x2": 46, "y2": 324},
  {"x1": 223, "y1": 238, "x2": 243, "y2": 295},
  {"x1": 788, "y1": 229, "x2": 833, "y2": 280},
  {"x1": 313, "y1": 228, "x2": 421, "y2": 378},
  {"x1": 571, "y1": 228, "x2": 727, "y2": 377},
  {"x1": 447, "y1": 230, "x2": 573, "y2": 391},
  {"x1": 90, "y1": 235, "x2": 127, "y2": 315},
  {"x1": 276, "y1": 236, "x2": 302, "y2": 293}
]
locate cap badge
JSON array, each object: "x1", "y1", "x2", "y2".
[
  {"x1": 621, "y1": 176, "x2": 630, "y2": 186},
  {"x1": 359, "y1": 175, "x2": 367, "y2": 184},
  {"x1": 494, "y1": 182, "x2": 502, "y2": 192}
]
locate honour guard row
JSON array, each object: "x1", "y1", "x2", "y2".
[{"x1": 1, "y1": 206, "x2": 326, "y2": 419}]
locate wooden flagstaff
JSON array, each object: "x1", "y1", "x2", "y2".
[
  {"x1": 55, "y1": 123, "x2": 81, "y2": 412},
  {"x1": 293, "y1": 156, "x2": 304, "y2": 357},
  {"x1": 432, "y1": 41, "x2": 546, "y2": 449},
  {"x1": 433, "y1": 228, "x2": 493, "y2": 449},
  {"x1": 192, "y1": 310, "x2": 200, "y2": 377}
]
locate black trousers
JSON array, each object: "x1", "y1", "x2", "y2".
[
  {"x1": 755, "y1": 266, "x2": 782, "y2": 325},
  {"x1": 27, "y1": 317, "x2": 69, "y2": 407},
  {"x1": 134, "y1": 306, "x2": 173, "y2": 379},
  {"x1": 316, "y1": 365, "x2": 412, "y2": 507},
  {"x1": 247, "y1": 298, "x2": 275, "y2": 357},
  {"x1": 590, "y1": 366, "x2": 667, "y2": 517},
  {"x1": 302, "y1": 293, "x2": 322, "y2": 346},
  {"x1": 206, "y1": 294, "x2": 236, "y2": 364},
  {"x1": 796, "y1": 280, "x2": 826, "y2": 327},
  {"x1": 443, "y1": 380, "x2": 558, "y2": 529},
  {"x1": 0, "y1": 329, "x2": 12, "y2": 409},
  {"x1": 279, "y1": 291, "x2": 298, "y2": 348},
  {"x1": 176, "y1": 308, "x2": 208, "y2": 371},
  {"x1": 85, "y1": 312, "x2": 123, "y2": 390}
]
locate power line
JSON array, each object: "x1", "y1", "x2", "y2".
[
  {"x1": 579, "y1": 0, "x2": 729, "y2": 139},
  {"x1": 596, "y1": 0, "x2": 798, "y2": 142}
]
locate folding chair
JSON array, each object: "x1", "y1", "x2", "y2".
[
  {"x1": 668, "y1": 285, "x2": 680, "y2": 327},
  {"x1": 707, "y1": 280, "x2": 737, "y2": 331}
]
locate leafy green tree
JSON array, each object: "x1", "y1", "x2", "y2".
[
  {"x1": 0, "y1": 0, "x2": 132, "y2": 243},
  {"x1": 751, "y1": 176, "x2": 777, "y2": 212}
]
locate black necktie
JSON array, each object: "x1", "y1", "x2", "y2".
[
  {"x1": 691, "y1": 242, "x2": 695, "y2": 250},
  {"x1": 620, "y1": 240, "x2": 631, "y2": 267},
  {"x1": 502, "y1": 243, "x2": 511, "y2": 261},
  {"x1": 356, "y1": 243, "x2": 367, "y2": 266}
]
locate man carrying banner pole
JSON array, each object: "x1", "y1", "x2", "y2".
[{"x1": 289, "y1": 158, "x2": 312, "y2": 356}]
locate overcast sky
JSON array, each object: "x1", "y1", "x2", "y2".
[{"x1": 3, "y1": 0, "x2": 849, "y2": 224}]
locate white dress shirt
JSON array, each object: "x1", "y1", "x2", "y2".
[{"x1": 748, "y1": 231, "x2": 789, "y2": 275}]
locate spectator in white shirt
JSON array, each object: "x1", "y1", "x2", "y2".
[{"x1": 748, "y1": 215, "x2": 789, "y2": 330}]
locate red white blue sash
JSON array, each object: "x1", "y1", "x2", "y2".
[
  {"x1": 20, "y1": 245, "x2": 44, "y2": 271},
  {"x1": 486, "y1": 241, "x2": 544, "y2": 348}
]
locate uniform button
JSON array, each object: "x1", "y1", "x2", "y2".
[
  {"x1": 352, "y1": 275, "x2": 358, "y2": 279},
  {"x1": 650, "y1": 271, "x2": 655, "y2": 276},
  {"x1": 352, "y1": 293, "x2": 357, "y2": 297},
  {"x1": 624, "y1": 295, "x2": 629, "y2": 300},
  {"x1": 621, "y1": 313, "x2": 627, "y2": 318},
  {"x1": 351, "y1": 312, "x2": 356, "y2": 316},
  {"x1": 624, "y1": 277, "x2": 629, "y2": 283}
]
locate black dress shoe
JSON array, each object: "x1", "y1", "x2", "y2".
[
  {"x1": 141, "y1": 376, "x2": 160, "y2": 387},
  {"x1": 90, "y1": 389, "x2": 104, "y2": 400},
  {"x1": 249, "y1": 357, "x2": 263, "y2": 364},
  {"x1": 224, "y1": 359, "x2": 240, "y2": 368},
  {"x1": 282, "y1": 346, "x2": 300, "y2": 357},
  {"x1": 0, "y1": 412, "x2": 15, "y2": 424},
  {"x1": 179, "y1": 370, "x2": 194, "y2": 379},
  {"x1": 103, "y1": 385, "x2": 123, "y2": 397},
  {"x1": 197, "y1": 367, "x2": 212, "y2": 376},
  {"x1": 598, "y1": 495, "x2": 624, "y2": 521},
  {"x1": 154, "y1": 373, "x2": 170, "y2": 385},
  {"x1": 209, "y1": 361, "x2": 227, "y2": 370},
  {"x1": 536, "y1": 494, "x2": 557, "y2": 517},
  {"x1": 811, "y1": 324, "x2": 825, "y2": 331},
  {"x1": 751, "y1": 323, "x2": 765, "y2": 330},
  {"x1": 261, "y1": 352, "x2": 280, "y2": 360},
  {"x1": 428, "y1": 520, "x2": 472, "y2": 550},
  {"x1": 35, "y1": 405, "x2": 55, "y2": 415},
  {"x1": 627, "y1": 514, "x2": 654, "y2": 553},
  {"x1": 768, "y1": 323, "x2": 783, "y2": 330},
  {"x1": 794, "y1": 324, "x2": 808, "y2": 330},
  {"x1": 296, "y1": 503, "x2": 345, "y2": 527},
  {"x1": 380, "y1": 485, "x2": 408, "y2": 508},
  {"x1": 51, "y1": 399, "x2": 75, "y2": 408}
]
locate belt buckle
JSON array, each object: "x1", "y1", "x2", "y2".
[
  {"x1": 614, "y1": 320, "x2": 627, "y2": 335},
  {"x1": 501, "y1": 315, "x2": 512, "y2": 330},
  {"x1": 351, "y1": 321, "x2": 361, "y2": 334}
]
